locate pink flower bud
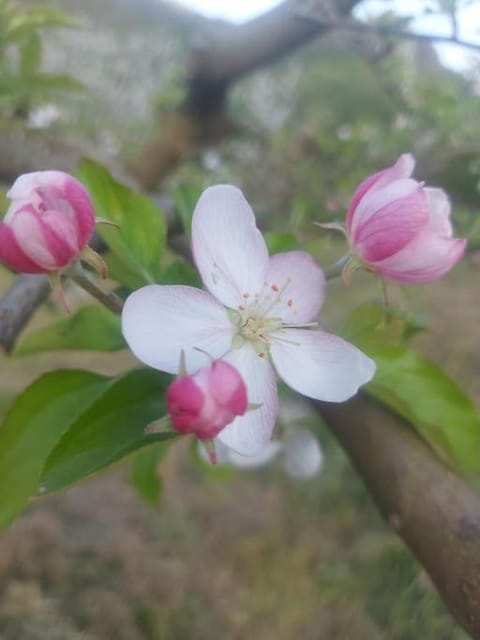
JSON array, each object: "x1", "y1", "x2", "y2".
[
  {"x1": 166, "y1": 360, "x2": 248, "y2": 441},
  {"x1": 346, "y1": 154, "x2": 466, "y2": 283},
  {"x1": 0, "y1": 171, "x2": 96, "y2": 273}
]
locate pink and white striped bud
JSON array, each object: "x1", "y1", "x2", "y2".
[
  {"x1": 346, "y1": 154, "x2": 466, "y2": 283},
  {"x1": 166, "y1": 360, "x2": 248, "y2": 442},
  {"x1": 0, "y1": 171, "x2": 96, "y2": 274}
]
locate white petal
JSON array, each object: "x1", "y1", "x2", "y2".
[
  {"x1": 284, "y1": 427, "x2": 324, "y2": 479},
  {"x1": 227, "y1": 441, "x2": 283, "y2": 468},
  {"x1": 198, "y1": 438, "x2": 283, "y2": 468},
  {"x1": 191, "y1": 185, "x2": 269, "y2": 309},
  {"x1": 263, "y1": 251, "x2": 325, "y2": 323},
  {"x1": 218, "y1": 343, "x2": 278, "y2": 456},
  {"x1": 270, "y1": 329, "x2": 375, "y2": 402},
  {"x1": 121, "y1": 285, "x2": 234, "y2": 374},
  {"x1": 278, "y1": 395, "x2": 315, "y2": 424},
  {"x1": 425, "y1": 188, "x2": 452, "y2": 236}
]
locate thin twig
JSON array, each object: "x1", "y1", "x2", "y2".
[
  {"x1": 68, "y1": 269, "x2": 124, "y2": 315},
  {"x1": 296, "y1": 12, "x2": 480, "y2": 53}
]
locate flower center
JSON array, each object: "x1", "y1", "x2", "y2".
[{"x1": 228, "y1": 277, "x2": 317, "y2": 358}]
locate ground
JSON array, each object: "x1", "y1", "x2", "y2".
[{"x1": 0, "y1": 260, "x2": 476, "y2": 639}]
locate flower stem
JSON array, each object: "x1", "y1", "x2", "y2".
[
  {"x1": 324, "y1": 253, "x2": 351, "y2": 280},
  {"x1": 65, "y1": 263, "x2": 124, "y2": 315}
]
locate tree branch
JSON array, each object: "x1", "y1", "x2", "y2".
[
  {"x1": 296, "y1": 12, "x2": 480, "y2": 53},
  {"x1": 129, "y1": 0, "x2": 362, "y2": 188},
  {"x1": 0, "y1": 274, "x2": 50, "y2": 354},
  {"x1": 317, "y1": 394, "x2": 480, "y2": 638}
]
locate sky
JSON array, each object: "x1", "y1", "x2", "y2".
[{"x1": 174, "y1": 0, "x2": 480, "y2": 71}]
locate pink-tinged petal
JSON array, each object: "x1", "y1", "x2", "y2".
[
  {"x1": 7, "y1": 171, "x2": 95, "y2": 248},
  {"x1": 42, "y1": 210, "x2": 81, "y2": 253},
  {"x1": 167, "y1": 376, "x2": 205, "y2": 434},
  {"x1": 35, "y1": 211, "x2": 80, "y2": 268},
  {"x1": 8, "y1": 208, "x2": 59, "y2": 270},
  {"x1": 284, "y1": 427, "x2": 324, "y2": 479},
  {"x1": 61, "y1": 175, "x2": 96, "y2": 246},
  {"x1": 270, "y1": 329, "x2": 375, "y2": 402},
  {"x1": 209, "y1": 360, "x2": 248, "y2": 415},
  {"x1": 262, "y1": 251, "x2": 325, "y2": 323},
  {"x1": 0, "y1": 222, "x2": 46, "y2": 273},
  {"x1": 7, "y1": 171, "x2": 67, "y2": 200},
  {"x1": 191, "y1": 185, "x2": 269, "y2": 309},
  {"x1": 121, "y1": 285, "x2": 234, "y2": 374},
  {"x1": 219, "y1": 343, "x2": 278, "y2": 456},
  {"x1": 351, "y1": 178, "x2": 422, "y2": 242},
  {"x1": 347, "y1": 154, "x2": 415, "y2": 231},
  {"x1": 355, "y1": 188, "x2": 429, "y2": 262},
  {"x1": 371, "y1": 231, "x2": 466, "y2": 283},
  {"x1": 425, "y1": 188, "x2": 452, "y2": 236}
]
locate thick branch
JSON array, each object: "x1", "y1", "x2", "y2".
[
  {"x1": 0, "y1": 274, "x2": 50, "y2": 353},
  {"x1": 186, "y1": 0, "x2": 360, "y2": 103},
  {"x1": 130, "y1": 0, "x2": 361, "y2": 188},
  {"x1": 318, "y1": 395, "x2": 480, "y2": 638}
]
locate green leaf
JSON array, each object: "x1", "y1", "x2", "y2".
[
  {"x1": 170, "y1": 184, "x2": 202, "y2": 240},
  {"x1": 264, "y1": 232, "x2": 299, "y2": 254},
  {"x1": 75, "y1": 159, "x2": 166, "y2": 287},
  {"x1": 0, "y1": 370, "x2": 109, "y2": 528},
  {"x1": 340, "y1": 301, "x2": 423, "y2": 349},
  {"x1": 6, "y1": 6, "x2": 79, "y2": 42},
  {"x1": 30, "y1": 72, "x2": 85, "y2": 93},
  {"x1": 160, "y1": 260, "x2": 201, "y2": 287},
  {"x1": 340, "y1": 302, "x2": 480, "y2": 473},
  {"x1": 14, "y1": 306, "x2": 124, "y2": 356},
  {"x1": 367, "y1": 346, "x2": 480, "y2": 473},
  {"x1": 41, "y1": 369, "x2": 176, "y2": 493},
  {"x1": 19, "y1": 32, "x2": 41, "y2": 76},
  {"x1": 130, "y1": 444, "x2": 167, "y2": 506}
]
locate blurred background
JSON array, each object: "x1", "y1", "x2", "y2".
[{"x1": 0, "y1": 0, "x2": 479, "y2": 637}]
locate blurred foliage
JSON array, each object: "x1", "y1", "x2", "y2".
[{"x1": 0, "y1": 0, "x2": 83, "y2": 119}]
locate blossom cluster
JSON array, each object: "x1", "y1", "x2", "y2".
[{"x1": 0, "y1": 156, "x2": 466, "y2": 463}]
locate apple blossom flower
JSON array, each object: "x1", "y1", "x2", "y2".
[
  {"x1": 346, "y1": 154, "x2": 466, "y2": 283},
  {"x1": 0, "y1": 171, "x2": 96, "y2": 274},
  {"x1": 284, "y1": 427, "x2": 324, "y2": 479},
  {"x1": 199, "y1": 396, "x2": 323, "y2": 477},
  {"x1": 199, "y1": 429, "x2": 323, "y2": 478},
  {"x1": 122, "y1": 185, "x2": 375, "y2": 456},
  {"x1": 167, "y1": 359, "x2": 248, "y2": 441}
]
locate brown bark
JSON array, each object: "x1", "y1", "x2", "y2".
[
  {"x1": 130, "y1": 0, "x2": 361, "y2": 189},
  {"x1": 318, "y1": 395, "x2": 480, "y2": 638},
  {"x1": 0, "y1": 274, "x2": 50, "y2": 353}
]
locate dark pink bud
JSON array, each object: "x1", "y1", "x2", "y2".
[
  {"x1": 166, "y1": 360, "x2": 248, "y2": 440},
  {"x1": 346, "y1": 154, "x2": 466, "y2": 283},
  {"x1": 0, "y1": 171, "x2": 96, "y2": 273}
]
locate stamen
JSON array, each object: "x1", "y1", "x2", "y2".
[
  {"x1": 282, "y1": 321, "x2": 319, "y2": 329},
  {"x1": 259, "y1": 277, "x2": 292, "y2": 316}
]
